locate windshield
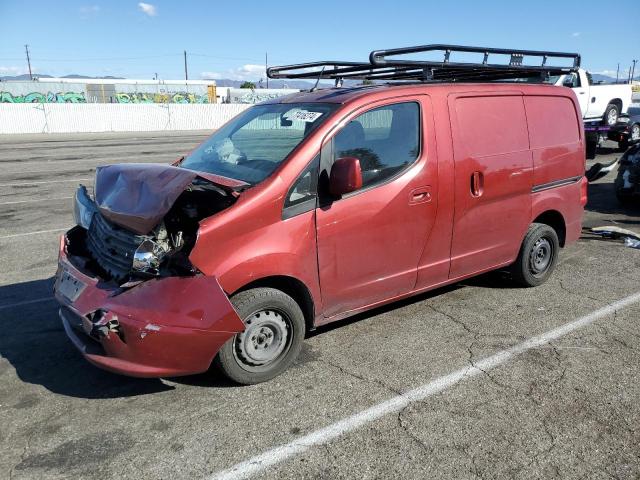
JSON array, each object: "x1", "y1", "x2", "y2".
[{"x1": 181, "y1": 102, "x2": 336, "y2": 184}]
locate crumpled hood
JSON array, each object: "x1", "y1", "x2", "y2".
[{"x1": 94, "y1": 163, "x2": 246, "y2": 235}]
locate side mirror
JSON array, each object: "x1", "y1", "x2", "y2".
[{"x1": 329, "y1": 157, "x2": 363, "y2": 197}]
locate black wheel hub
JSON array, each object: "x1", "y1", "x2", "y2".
[{"x1": 529, "y1": 237, "x2": 552, "y2": 276}]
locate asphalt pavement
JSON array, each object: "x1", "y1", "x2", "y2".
[{"x1": 0, "y1": 132, "x2": 639, "y2": 480}]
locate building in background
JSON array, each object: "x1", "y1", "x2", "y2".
[{"x1": 0, "y1": 78, "x2": 299, "y2": 104}]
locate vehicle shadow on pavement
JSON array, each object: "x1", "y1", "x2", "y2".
[
  {"x1": 303, "y1": 284, "x2": 482, "y2": 340},
  {"x1": 585, "y1": 182, "x2": 640, "y2": 219},
  {"x1": 0, "y1": 277, "x2": 175, "y2": 399}
]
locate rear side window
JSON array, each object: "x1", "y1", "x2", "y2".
[
  {"x1": 333, "y1": 102, "x2": 420, "y2": 189},
  {"x1": 454, "y1": 96, "x2": 529, "y2": 157},
  {"x1": 525, "y1": 96, "x2": 580, "y2": 149}
]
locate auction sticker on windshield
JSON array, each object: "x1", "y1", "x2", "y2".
[{"x1": 285, "y1": 110, "x2": 324, "y2": 122}]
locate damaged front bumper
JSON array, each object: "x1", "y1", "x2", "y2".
[{"x1": 54, "y1": 233, "x2": 244, "y2": 378}]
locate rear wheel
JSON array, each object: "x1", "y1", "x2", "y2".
[
  {"x1": 510, "y1": 223, "x2": 559, "y2": 287},
  {"x1": 603, "y1": 104, "x2": 619, "y2": 126},
  {"x1": 214, "y1": 287, "x2": 305, "y2": 385},
  {"x1": 631, "y1": 124, "x2": 640, "y2": 143}
]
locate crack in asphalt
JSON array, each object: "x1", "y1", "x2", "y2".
[
  {"x1": 396, "y1": 405, "x2": 434, "y2": 456},
  {"x1": 611, "y1": 308, "x2": 640, "y2": 341},
  {"x1": 558, "y1": 279, "x2": 603, "y2": 304},
  {"x1": 9, "y1": 430, "x2": 32, "y2": 480},
  {"x1": 427, "y1": 303, "x2": 479, "y2": 336},
  {"x1": 319, "y1": 357, "x2": 401, "y2": 396}
]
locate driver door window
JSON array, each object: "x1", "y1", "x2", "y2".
[{"x1": 332, "y1": 102, "x2": 420, "y2": 190}]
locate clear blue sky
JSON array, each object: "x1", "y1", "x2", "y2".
[{"x1": 1, "y1": 0, "x2": 639, "y2": 80}]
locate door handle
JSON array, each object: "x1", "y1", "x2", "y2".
[
  {"x1": 578, "y1": 91, "x2": 585, "y2": 94},
  {"x1": 409, "y1": 186, "x2": 432, "y2": 204},
  {"x1": 471, "y1": 171, "x2": 484, "y2": 197}
]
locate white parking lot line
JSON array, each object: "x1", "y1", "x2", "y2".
[
  {"x1": 0, "y1": 228, "x2": 68, "y2": 240},
  {"x1": 0, "y1": 196, "x2": 72, "y2": 206},
  {"x1": 210, "y1": 291, "x2": 640, "y2": 480},
  {"x1": 0, "y1": 178, "x2": 91, "y2": 187}
]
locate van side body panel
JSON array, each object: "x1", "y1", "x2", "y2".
[
  {"x1": 524, "y1": 94, "x2": 585, "y2": 188},
  {"x1": 414, "y1": 93, "x2": 454, "y2": 290},
  {"x1": 190, "y1": 83, "x2": 584, "y2": 329},
  {"x1": 525, "y1": 93, "x2": 585, "y2": 247},
  {"x1": 447, "y1": 92, "x2": 533, "y2": 279}
]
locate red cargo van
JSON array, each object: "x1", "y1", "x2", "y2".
[{"x1": 54, "y1": 45, "x2": 588, "y2": 384}]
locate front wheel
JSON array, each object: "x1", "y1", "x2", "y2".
[
  {"x1": 214, "y1": 287, "x2": 305, "y2": 385},
  {"x1": 603, "y1": 104, "x2": 619, "y2": 126},
  {"x1": 510, "y1": 223, "x2": 559, "y2": 287}
]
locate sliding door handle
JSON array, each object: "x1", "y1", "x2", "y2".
[{"x1": 471, "y1": 171, "x2": 484, "y2": 197}]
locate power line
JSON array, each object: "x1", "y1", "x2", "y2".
[{"x1": 7, "y1": 53, "x2": 183, "y2": 62}]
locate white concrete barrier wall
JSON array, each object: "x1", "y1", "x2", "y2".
[{"x1": 0, "y1": 104, "x2": 251, "y2": 134}]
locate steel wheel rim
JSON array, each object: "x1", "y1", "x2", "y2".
[
  {"x1": 233, "y1": 309, "x2": 292, "y2": 373},
  {"x1": 607, "y1": 109, "x2": 618, "y2": 126},
  {"x1": 529, "y1": 237, "x2": 553, "y2": 277},
  {"x1": 631, "y1": 125, "x2": 640, "y2": 141}
]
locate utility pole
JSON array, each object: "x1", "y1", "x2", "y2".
[
  {"x1": 265, "y1": 52, "x2": 269, "y2": 89},
  {"x1": 183, "y1": 50, "x2": 188, "y2": 81},
  {"x1": 632, "y1": 59, "x2": 638, "y2": 83},
  {"x1": 24, "y1": 44, "x2": 33, "y2": 80},
  {"x1": 616, "y1": 63, "x2": 620, "y2": 83}
]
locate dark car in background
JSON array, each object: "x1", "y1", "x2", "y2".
[
  {"x1": 608, "y1": 106, "x2": 640, "y2": 151},
  {"x1": 615, "y1": 143, "x2": 640, "y2": 204}
]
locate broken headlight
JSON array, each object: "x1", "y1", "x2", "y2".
[
  {"x1": 132, "y1": 224, "x2": 176, "y2": 275},
  {"x1": 133, "y1": 239, "x2": 165, "y2": 275},
  {"x1": 73, "y1": 185, "x2": 98, "y2": 230}
]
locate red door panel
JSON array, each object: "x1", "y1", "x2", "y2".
[
  {"x1": 448, "y1": 93, "x2": 533, "y2": 279},
  {"x1": 316, "y1": 96, "x2": 438, "y2": 319}
]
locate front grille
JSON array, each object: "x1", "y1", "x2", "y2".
[{"x1": 86, "y1": 213, "x2": 148, "y2": 281}]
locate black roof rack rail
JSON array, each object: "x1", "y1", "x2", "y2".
[{"x1": 266, "y1": 44, "x2": 581, "y2": 84}]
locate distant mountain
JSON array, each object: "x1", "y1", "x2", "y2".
[
  {"x1": 591, "y1": 73, "x2": 639, "y2": 84},
  {"x1": 0, "y1": 73, "x2": 52, "y2": 81}
]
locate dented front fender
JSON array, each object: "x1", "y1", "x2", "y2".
[{"x1": 55, "y1": 235, "x2": 245, "y2": 377}]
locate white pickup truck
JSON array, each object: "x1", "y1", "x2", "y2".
[{"x1": 554, "y1": 69, "x2": 633, "y2": 125}]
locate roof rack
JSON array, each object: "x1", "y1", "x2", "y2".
[{"x1": 267, "y1": 44, "x2": 581, "y2": 84}]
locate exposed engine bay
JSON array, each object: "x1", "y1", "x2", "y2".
[{"x1": 67, "y1": 163, "x2": 243, "y2": 285}]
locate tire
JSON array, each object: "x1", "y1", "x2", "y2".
[
  {"x1": 586, "y1": 137, "x2": 598, "y2": 159},
  {"x1": 510, "y1": 223, "x2": 560, "y2": 287},
  {"x1": 619, "y1": 140, "x2": 629, "y2": 152},
  {"x1": 630, "y1": 123, "x2": 640, "y2": 143},
  {"x1": 616, "y1": 191, "x2": 633, "y2": 205},
  {"x1": 603, "y1": 103, "x2": 619, "y2": 126},
  {"x1": 614, "y1": 170, "x2": 632, "y2": 205},
  {"x1": 214, "y1": 287, "x2": 305, "y2": 385}
]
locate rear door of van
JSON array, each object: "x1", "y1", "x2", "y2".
[{"x1": 447, "y1": 92, "x2": 533, "y2": 279}]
